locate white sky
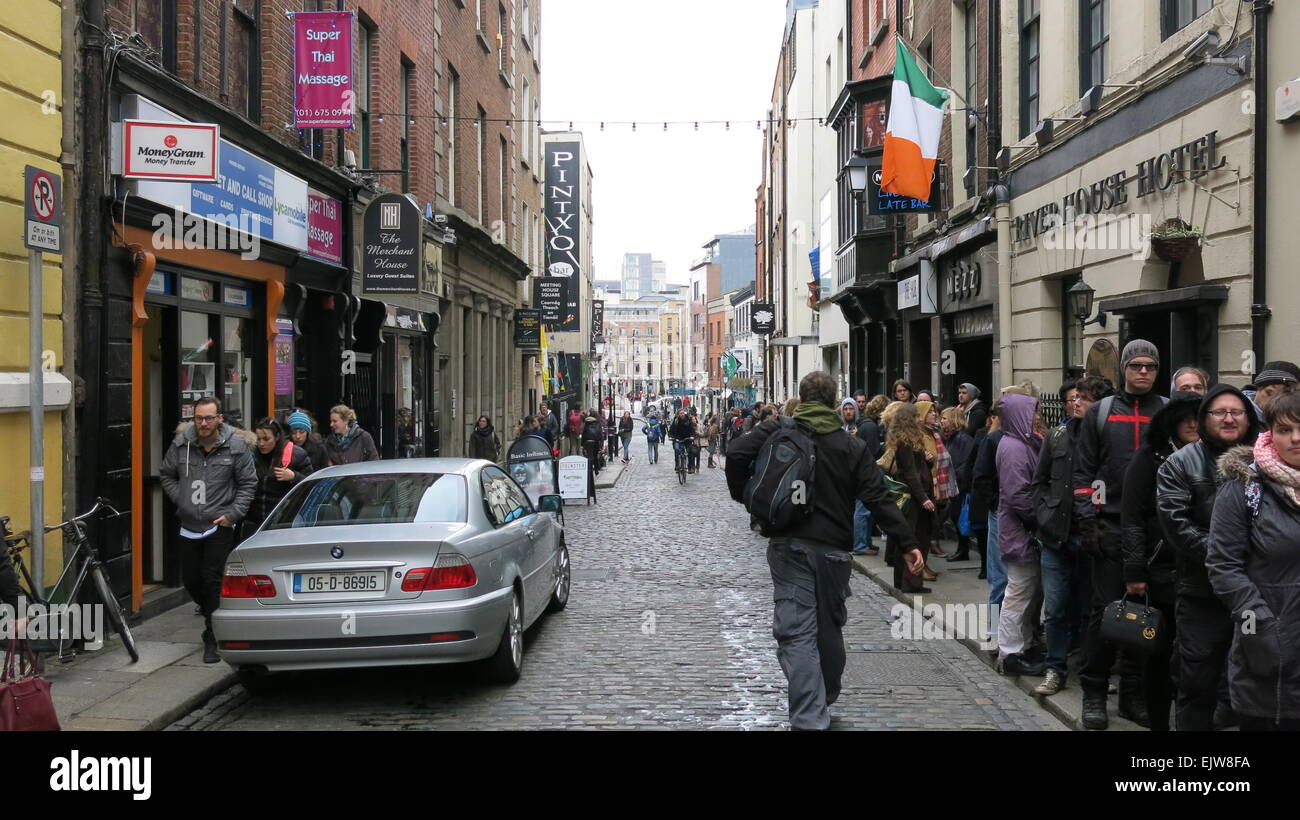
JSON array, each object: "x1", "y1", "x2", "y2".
[{"x1": 539, "y1": 0, "x2": 788, "y2": 287}]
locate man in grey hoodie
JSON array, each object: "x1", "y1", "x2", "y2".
[{"x1": 160, "y1": 397, "x2": 257, "y2": 663}]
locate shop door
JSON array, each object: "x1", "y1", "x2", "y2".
[
  {"x1": 949, "y1": 338, "x2": 993, "y2": 412},
  {"x1": 142, "y1": 306, "x2": 178, "y2": 587},
  {"x1": 1121, "y1": 313, "x2": 1173, "y2": 398}
]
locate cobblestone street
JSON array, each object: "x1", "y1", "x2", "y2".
[{"x1": 171, "y1": 445, "x2": 1063, "y2": 731}]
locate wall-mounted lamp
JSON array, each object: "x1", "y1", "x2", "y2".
[{"x1": 1068, "y1": 279, "x2": 1107, "y2": 329}]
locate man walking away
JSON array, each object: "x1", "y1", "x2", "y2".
[
  {"x1": 726, "y1": 372, "x2": 922, "y2": 730},
  {"x1": 160, "y1": 398, "x2": 257, "y2": 663},
  {"x1": 1074, "y1": 340, "x2": 1168, "y2": 729},
  {"x1": 566, "y1": 408, "x2": 584, "y2": 456}
]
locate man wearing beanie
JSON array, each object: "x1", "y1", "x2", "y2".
[
  {"x1": 958, "y1": 383, "x2": 987, "y2": 434},
  {"x1": 1251, "y1": 361, "x2": 1300, "y2": 414},
  {"x1": 1073, "y1": 338, "x2": 1168, "y2": 729}
]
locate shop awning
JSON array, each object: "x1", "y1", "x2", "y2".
[
  {"x1": 1097, "y1": 284, "x2": 1229, "y2": 314},
  {"x1": 890, "y1": 216, "x2": 994, "y2": 274}
]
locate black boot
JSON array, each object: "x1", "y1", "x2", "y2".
[
  {"x1": 202, "y1": 616, "x2": 220, "y2": 664},
  {"x1": 1118, "y1": 691, "x2": 1151, "y2": 728},
  {"x1": 1082, "y1": 693, "x2": 1109, "y2": 730},
  {"x1": 947, "y1": 535, "x2": 971, "y2": 562}
]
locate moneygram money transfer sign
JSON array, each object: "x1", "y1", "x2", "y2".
[
  {"x1": 122, "y1": 120, "x2": 219, "y2": 182},
  {"x1": 293, "y1": 10, "x2": 355, "y2": 129}
]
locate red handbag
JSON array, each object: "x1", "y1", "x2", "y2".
[{"x1": 0, "y1": 638, "x2": 61, "y2": 731}]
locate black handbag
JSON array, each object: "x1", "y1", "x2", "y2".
[{"x1": 1101, "y1": 594, "x2": 1168, "y2": 654}]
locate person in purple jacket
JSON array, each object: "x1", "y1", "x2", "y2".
[{"x1": 994, "y1": 391, "x2": 1046, "y2": 676}]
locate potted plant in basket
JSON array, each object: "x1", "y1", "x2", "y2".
[{"x1": 1148, "y1": 219, "x2": 1203, "y2": 262}]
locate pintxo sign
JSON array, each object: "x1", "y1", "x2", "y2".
[
  {"x1": 362, "y1": 193, "x2": 422, "y2": 293},
  {"x1": 1014, "y1": 130, "x2": 1229, "y2": 242},
  {"x1": 544, "y1": 142, "x2": 582, "y2": 331},
  {"x1": 590, "y1": 300, "x2": 604, "y2": 354}
]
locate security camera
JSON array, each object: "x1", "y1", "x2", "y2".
[
  {"x1": 433, "y1": 213, "x2": 449, "y2": 225},
  {"x1": 343, "y1": 148, "x2": 357, "y2": 170},
  {"x1": 1182, "y1": 30, "x2": 1221, "y2": 63}
]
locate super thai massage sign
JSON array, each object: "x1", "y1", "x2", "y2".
[{"x1": 293, "y1": 11, "x2": 355, "y2": 129}]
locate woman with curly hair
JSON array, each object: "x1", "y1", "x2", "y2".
[{"x1": 878, "y1": 401, "x2": 934, "y2": 593}]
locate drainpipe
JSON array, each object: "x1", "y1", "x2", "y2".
[
  {"x1": 1251, "y1": 0, "x2": 1273, "y2": 368},
  {"x1": 59, "y1": 0, "x2": 78, "y2": 540},
  {"x1": 994, "y1": 181, "x2": 1014, "y2": 383}
]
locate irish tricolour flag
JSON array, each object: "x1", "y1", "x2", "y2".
[{"x1": 881, "y1": 39, "x2": 949, "y2": 202}]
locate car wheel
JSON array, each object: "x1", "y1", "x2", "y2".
[
  {"x1": 237, "y1": 667, "x2": 280, "y2": 696},
  {"x1": 546, "y1": 541, "x2": 570, "y2": 613},
  {"x1": 481, "y1": 589, "x2": 523, "y2": 684}
]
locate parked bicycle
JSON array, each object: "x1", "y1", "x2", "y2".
[{"x1": 2, "y1": 497, "x2": 139, "y2": 663}]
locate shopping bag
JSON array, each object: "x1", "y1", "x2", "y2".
[{"x1": 958, "y1": 494, "x2": 974, "y2": 537}]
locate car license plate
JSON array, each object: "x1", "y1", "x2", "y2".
[{"x1": 293, "y1": 570, "x2": 386, "y2": 594}]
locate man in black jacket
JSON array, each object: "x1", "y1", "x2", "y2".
[
  {"x1": 1121, "y1": 390, "x2": 1203, "y2": 730},
  {"x1": 726, "y1": 371, "x2": 921, "y2": 731},
  {"x1": 959, "y1": 383, "x2": 988, "y2": 435},
  {"x1": 1030, "y1": 376, "x2": 1112, "y2": 696},
  {"x1": 1157, "y1": 383, "x2": 1259, "y2": 730},
  {"x1": 1073, "y1": 340, "x2": 1168, "y2": 729}
]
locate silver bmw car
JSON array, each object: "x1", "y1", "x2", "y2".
[{"x1": 211, "y1": 458, "x2": 570, "y2": 689}]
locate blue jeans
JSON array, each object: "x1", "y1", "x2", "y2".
[
  {"x1": 852, "y1": 501, "x2": 873, "y2": 553},
  {"x1": 986, "y1": 511, "x2": 1007, "y2": 610},
  {"x1": 647, "y1": 438, "x2": 659, "y2": 463},
  {"x1": 1040, "y1": 544, "x2": 1079, "y2": 676}
]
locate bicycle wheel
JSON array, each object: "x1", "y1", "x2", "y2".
[{"x1": 91, "y1": 566, "x2": 140, "y2": 662}]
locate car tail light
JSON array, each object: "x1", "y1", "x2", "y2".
[
  {"x1": 221, "y1": 641, "x2": 252, "y2": 650},
  {"x1": 404, "y1": 554, "x2": 477, "y2": 591},
  {"x1": 221, "y1": 565, "x2": 277, "y2": 598},
  {"x1": 401, "y1": 567, "x2": 432, "y2": 592}
]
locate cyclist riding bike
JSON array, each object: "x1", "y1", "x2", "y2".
[{"x1": 667, "y1": 410, "x2": 697, "y2": 480}]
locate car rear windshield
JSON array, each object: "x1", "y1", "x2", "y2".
[{"x1": 263, "y1": 473, "x2": 467, "y2": 528}]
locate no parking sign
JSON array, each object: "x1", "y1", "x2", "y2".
[{"x1": 24, "y1": 165, "x2": 62, "y2": 253}]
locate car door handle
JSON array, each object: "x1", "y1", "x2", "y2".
[{"x1": 525, "y1": 528, "x2": 537, "y2": 539}]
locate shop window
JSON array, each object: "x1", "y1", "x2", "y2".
[
  {"x1": 134, "y1": 0, "x2": 178, "y2": 74},
  {"x1": 223, "y1": 316, "x2": 253, "y2": 431}
]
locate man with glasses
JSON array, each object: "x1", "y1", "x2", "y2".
[
  {"x1": 160, "y1": 397, "x2": 257, "y2": 663},
  {"x1": 1072, "y1": 340, "x2": 1169, "y2": 729},
  {"x1": 1157, "y1": 383, "x2": 1260, "y2": 730}
]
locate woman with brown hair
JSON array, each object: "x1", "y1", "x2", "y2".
[
  {"x1": 324, "y1": 404, "x2": 379, "y2": 465},
  {"x1": 878, "y1": 401, "x2": 934, "y2": 593}
]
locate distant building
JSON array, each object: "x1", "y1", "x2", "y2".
[{"x1": 621, "y1": 252, "x2": 653, "y2": 301}]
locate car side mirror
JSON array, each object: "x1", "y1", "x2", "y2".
[{"x1": 537, "y1": 494, "x2": 563, "y2": 514}]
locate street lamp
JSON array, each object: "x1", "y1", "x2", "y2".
[
  {"x1": 846, "y1": 150, "x2": 871, "y2": 196},
  {"x1": 1067, "y1": 279, "x2": 1107, "y2": 328}
]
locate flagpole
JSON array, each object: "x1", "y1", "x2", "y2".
[{"x1": 893, "y1": 32, "x2": 984, "y2": 125}]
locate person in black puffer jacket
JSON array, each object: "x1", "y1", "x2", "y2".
[
  {"x1": 245, "y1": 417, "x2": 313, "y2": 542},
  {"x1": 1121, "y1": 391, "x2": 1204, "y2": 730},
  {"x1": 1158, "y1": 383, "x2": 1261, "y2": 731},
  {"x1": 324, "y1": 404, "x2": 379, "y2": 465},
  {"x1": 581, "y1": 411, "x2": 604, "y2": 473}
]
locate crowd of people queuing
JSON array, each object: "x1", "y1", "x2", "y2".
[
  {"x1": 795, "y1": 341, "x2": 1300, "y2": 732},
  {"x1": 709, "y1": 342, "x2": 1300, "y2": 732}
]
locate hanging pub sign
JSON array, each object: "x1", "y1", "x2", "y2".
[
  {"x1": 751, "y1": 303, "x2": 776, "y2": 335},
  {"x1": 293, "y1": 11, "x2": 355, "y2": 129},
  {"x1": 514, "y1": 309, "x2": 541, "y2": 348},
  {"x1": 544, "y1": 141, "x2": 582, "y2": 331},
  {"x1": 866, "y1": 161, "x2": 941, "y2": 214},
  {"x1": 590, "y1": 300, "x2": 604, "y2": 354},
  {"x1": 362, "y1": 193, "x2": 422, "y2": 293},
  {"x1": 534, "y1": 278, "x2": 564, "y2": 324}
]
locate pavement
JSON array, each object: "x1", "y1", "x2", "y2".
[
  {"x1": 849, "y1": 542, "x2": 1144, "y2": 731},
  {"x1": 43, "y1": 600, "x2": 236, "y2": 731}
]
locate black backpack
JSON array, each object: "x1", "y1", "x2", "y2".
[{"x1": 742, "y1": 417, "x2": 817, "y2": 533}]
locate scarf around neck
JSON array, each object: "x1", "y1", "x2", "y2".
[
  {"x1": 1253, "y1": 430, "x2": 1300, "y2": 508},
  {"x1": 332, "y1": 421, "x2": 360, "y2": 449}
]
